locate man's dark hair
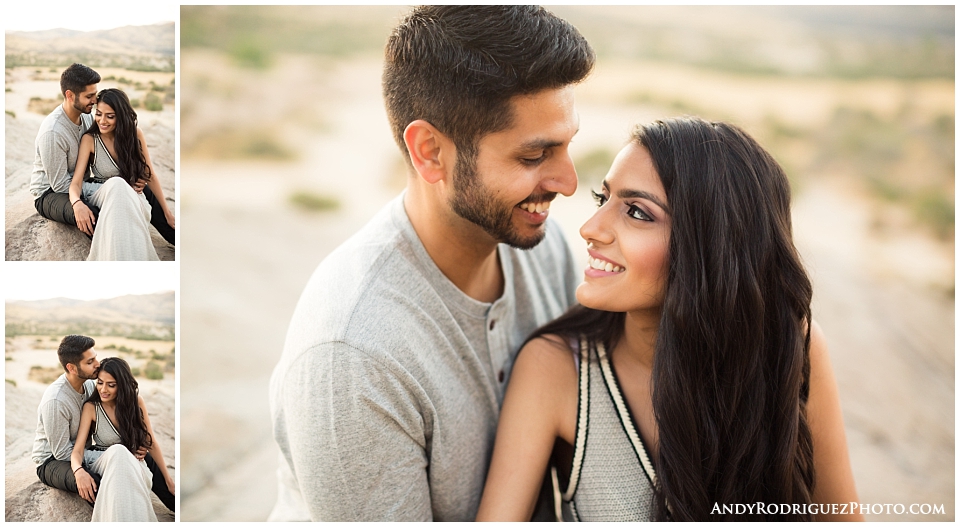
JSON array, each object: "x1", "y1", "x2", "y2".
[
  {"x1": 60, "y1": 63, "x2": 101, "y2": 98},
  {"x1": 383, "y1": 5, "x2": 595, "y2": 163},
  {"x1": 58, "y1": 334, "x2": 95, "y2": 372}
]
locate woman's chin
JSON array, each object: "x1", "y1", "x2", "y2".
[{"x1": 575, "y1": 284, "x2": 615, "y2": 311}]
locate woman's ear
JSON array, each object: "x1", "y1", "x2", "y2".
[{"x1": 403, "y1": 120, "x2": 455, "y2": 185}]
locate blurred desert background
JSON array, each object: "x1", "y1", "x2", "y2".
[
  {"x1": 180, "y1": 6, "x2": 954, "y2": 521},
  {"x1": 4, "y1": 290, "x2": 176, "y2": 521},
  {"x1": 5, "y1": 22, "x2": 176, "y2": 260}
]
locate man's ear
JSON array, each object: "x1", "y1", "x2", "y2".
[
  {"x1": 63, "y1": 90, "x2": 74, "y2": 104},
  {"x1": 403, "y1": 120, "x2": 454, "y2": 185},
  {"x1": 65, "y1": 363, "x2": 76, "y2": 376}
]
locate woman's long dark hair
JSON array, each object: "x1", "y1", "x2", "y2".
[
  {"x1": 530, "y1": 117, "x2": 814, "y2": 520},
  {"x1": 86, "y1": 357, "x2": 153, "y2": 454},
  {"x1": 85, "y1": 88, "x2": 151, "y2": 187}
]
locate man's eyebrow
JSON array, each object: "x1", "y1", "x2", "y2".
[
  {"x1": 517, "y1": 127, "x2": 579, "y2": 152},
  {"x1": 517, "y1": 138, "x2": 563, "y2": 151}
]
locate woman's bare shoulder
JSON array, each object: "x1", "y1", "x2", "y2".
[{"x1": 513, "y1": 334, "x2": 578, "y2": 384}]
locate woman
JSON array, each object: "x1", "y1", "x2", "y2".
[
  {"x1": 476, "y1": 117, "x2": 860, "y2": 521},
  {"x1": 70, "y1": 357, "x2": 175, "y2": 522},
  {"x1": 68, "y1": 88, "x2": 175, "y2": 261}
]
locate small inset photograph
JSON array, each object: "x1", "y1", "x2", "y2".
[
  {"x1": 4, "y1": 262, "x2": 177, "y2": 521},
  {"x1": 5, "y1": 7, "x2": 176, "y2": 261}
]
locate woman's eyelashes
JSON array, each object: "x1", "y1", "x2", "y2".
[
  {"x1": 591, "y1": 189, "x2": 654, "y2": 222},
  {"x1": 591, "y1": 189, "x2": 607, "y2": 207}
]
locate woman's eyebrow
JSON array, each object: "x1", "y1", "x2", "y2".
[
  {"x1": 603, "y1": 180, "x2": 670, "y2": 213},
  {"x1": 616, "y1": 189, "x2": 670, "y2": 214}
]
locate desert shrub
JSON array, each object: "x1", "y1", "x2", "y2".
[
  {"x1": 144, "y1": 93, "x2": 163, "y2": 111},
  {"x1": 575, "y1": 147, "x2": 617, "y2": 185},
  {"x1": 289, "y1": 191, "x2": 340, "y2": 212},
  {"x1": 144, "y1": 361, "x2": 164, "y2": 380},
  {"x1": 28, "y1": 366, "x2": 62, "y2": 384}
]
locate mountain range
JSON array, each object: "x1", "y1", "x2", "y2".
[
  {"x1": 6, "y1": 292, "x2": 175, "y2": 340},
  {"x1": 6, "y1": 22, "x2": 174, "y2": 71}
]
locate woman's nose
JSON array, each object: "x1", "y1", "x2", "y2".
[{"x1": 579, "y1": 200, "x2": 614, "y2": 245}]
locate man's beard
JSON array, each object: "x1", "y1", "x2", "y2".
[
  {"x1": 73, "y1": 98, "x2": 91, "y2": 114},
  {"x1": 449, "y1": 152, "x2": 549, "y2": 250},
  {"x1": 79, "y1": 366, "x2": 99, "y2": 380}
]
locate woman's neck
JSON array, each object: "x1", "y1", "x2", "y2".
[
  {"x1": 616, "y1": 309, "x2": 661, "y2": 370},
  {"x1": 100, "y1": 130, "x2": 114, "y2": 141},
  {"x1": 99, "y1": 398, "x2": 116, "y2": 410}
]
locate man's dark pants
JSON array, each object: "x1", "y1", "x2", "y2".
[
  {"x1": 36, "y1": 453, "x2": 175, "y2": 512},
  {"x1": 34, "y1": 187, "x2": 175, "y2": 245}
]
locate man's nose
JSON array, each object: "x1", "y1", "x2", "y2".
[{"x1": 541, "y1": 151, "x2": 578, "y2": 197}]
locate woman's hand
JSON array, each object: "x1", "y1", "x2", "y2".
[
  {"x1": 76, "y1": 468, "x2": 98, "y2": 503},
  {"x1": 73, "y1": 201, "x2": 96, "y2": 236},
  {"x1": 163, "y1": 207, "x2": 176, "y2": 230},
  {"x1": 164, "y1": 473, "x2": 176, "y2": 495}
]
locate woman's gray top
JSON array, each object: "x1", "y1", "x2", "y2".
[
  {"x1": 92, "y1": 402, "x2": 123, "y2": 448},
  {"x1": 555, "y1": 337, "x2": 658, "y2": 521},
  {"x1": 86, "y1": 134, "x2": 121, "y2": 184}
]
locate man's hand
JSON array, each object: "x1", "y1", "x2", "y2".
[
  {"x1": 165, "y1": 474, "x2": 176, "y2": 495},
  {"x1": 134, "y1": 446, "x2": 148, "y2": 461},
  {"x1": 133, "y1": 179, "x2": 146, "y2": 193},
  {"x1": 73, "y1": 201, "x2": 96, "y2": 236},
  {"x1": 75, "y1": 468, "x2": 98, "y2": 503}
]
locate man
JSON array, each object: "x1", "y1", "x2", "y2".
[
  {"x1": 32, "y1": 335, "x2": 175, "y2": 512},
  {"x1": 270, "y1": 6, "x2": 595, "y2": 521},
  {"x1": 30, "y1": 63, "x2": 175, "y2": 246}
]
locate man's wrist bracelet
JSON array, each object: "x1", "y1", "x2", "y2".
[
  {"x1": 71, "y1": 199, "x2": 81, "y2": 207},
  {"x1": 73, "y1": 466, "x2": 83, "y2": 474}
]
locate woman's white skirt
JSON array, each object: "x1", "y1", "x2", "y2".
[{"x1": 82, "y1": 178, "x2": 159, "y2": 261}]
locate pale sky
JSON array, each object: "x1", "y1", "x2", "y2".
[
  {"x1": 4, "y1": 2, "x2": 175, "y2": 32},
  {"x1": 4, "y1": 262, "x2": 177, "y2": 301}
]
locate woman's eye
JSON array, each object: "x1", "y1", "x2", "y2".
[
  {"x1": 627, "y1": 204, "x2": 653, "y2": 222},
  {"x1": 591, "y1": 189, "x2": 608, "y2": 207}
]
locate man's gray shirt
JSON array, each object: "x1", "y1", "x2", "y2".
[
  {"x1": 269, "y1": 195, "x2": 579, "y2": 521},
  {"x1": 32, "y1": 374, "x2": 96, "y2": 466},
  {"x1": 30, "y1": 104, "x2": 94, "y2": 199}
]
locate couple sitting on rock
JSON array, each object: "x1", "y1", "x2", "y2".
[
  {"x1": 30, "y1": 63, "x2": 175, "y2": 261},
  {"x1": 33, "y1": 335, "x2": 175, "y2": 521}
]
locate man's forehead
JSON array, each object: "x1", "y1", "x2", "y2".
[
  {"x1": 80, "y1": 84, "x2": 98, "y2": 96},
  {"x1": 81, "y1": 348, "x2": 97, "y2": 360},
  {"x1": 487, "y1": 88, "x2": 580, "y2": 148}
]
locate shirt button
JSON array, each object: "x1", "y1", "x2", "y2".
[
  {"x1": 498, "y1": 369, "x2": 505, "y2": 383},
  {"x1": 489, "y1": 320, "x2": 496, "y2": 330}
]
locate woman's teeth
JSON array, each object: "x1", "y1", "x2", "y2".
[
  {"x1": 519, "y1": 201, "x2": 550, "y2": 214},
  {"x1": 589, "y1": 256, "x2": 624, "y2": 273}
]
